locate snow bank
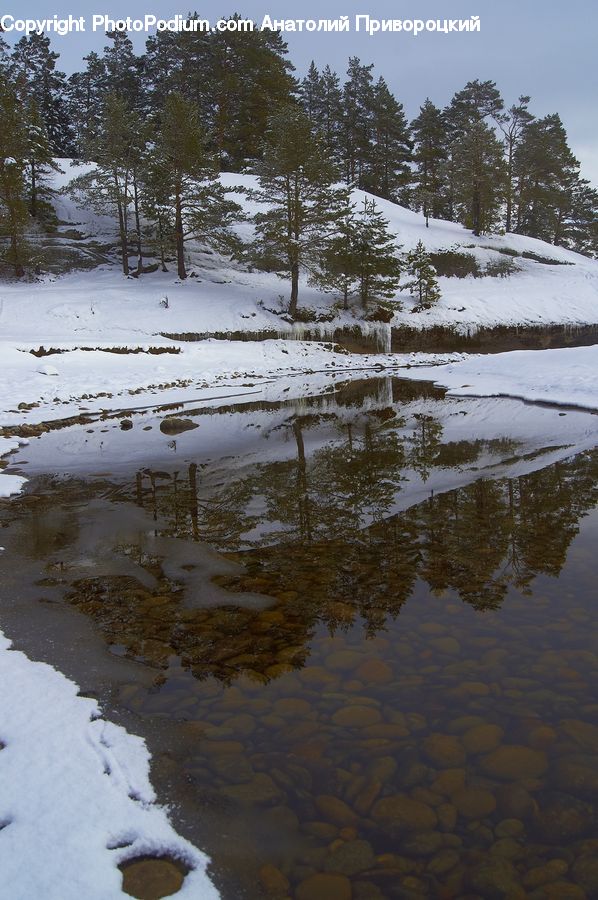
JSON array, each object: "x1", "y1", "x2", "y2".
[
  {"x1": 0, "y1": 629, "x2": 218, "y2": 900},
  {"x1": 399, "y1": 344, "x2": 598, "y2": 412}
]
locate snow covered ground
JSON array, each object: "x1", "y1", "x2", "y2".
[
  {"x1": 0, "y1": 629, "x2": 218, "y2": 900},
  {"x1": 397, "y1": 344, "x2": 598, "y2": 413},
  {"x1": 0, "y1": 162, "x2": 597, "y2": 346}
]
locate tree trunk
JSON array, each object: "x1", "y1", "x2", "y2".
[
  {"x1": 289, "y1": 261, "x2": 299, "y2": 317},
  {"x1": 175, "y1": 180, "x2": 186, "y2": 279},
  {"x1": 116, "y1": 198, "x2": 129, "y2": 276},
  {"x1": 133, "y1": 171, "x2": 143, "y2": 277},
  {"x1": 30, "y1": 160, "x2": 37, "y2": 219}
]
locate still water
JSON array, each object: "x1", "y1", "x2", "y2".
[{"x1": 2, "y1": 376, "x2": 598, "y2": 899}]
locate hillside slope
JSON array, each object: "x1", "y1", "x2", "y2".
[{"x1": 0, "y1": 162, "x2": 597, "y2": 346}]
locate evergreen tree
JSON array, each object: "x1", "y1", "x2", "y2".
[
  {"x1": 251, "y1": 105, "x2": 344, "y2": 317},
  {"x1": 24, "y1": 98, "x2": 58, "y2": 222},
  {"x1": 67, "y1": 93, "x2": 142, "y2": 275},
  {"x1": 513, "y1": 114, "x2": 581, "y2": 245},
  {"x1": 404, "y1": 240, "x2": 441, "y2": 309},
  {"x1": 10, "y1": 34, "x2": 74, "y2": 155},
  {"x1": 342, "y1": 58, "x2": 375, "y2": 186},
  {"x1": 310, "y1": 201, "x2": 359, "y2": 309},
  {"x1": 453, "y1": 120, "x2": 506, "y2": 234},
  {"x1": 319, "y1": 66, "x2": 344, "y2": 161},
  {"x1": 102, "y1": 31, "x2": 143, "y2": 110},
  {"x1": 365, "y1": 77, "x2": 412, "y2": 202},
  {"x1": 444, "y1": 81, "x2": 506, "y2": 235},
  {"x1": 353, "y1": 197, "x2": 402, "y2": 310},
  {"x1": 0, "y1": 76, "x2": 30, "y2": 276},
  {"x1": 300, "y1": 62, "x2": 325, "y2": 122},
  {"x1": 496, "y1": 96, "x2": 534, "y2": 233},
  {"x1": 153, "y1": 92, "x2": 240, "y2": 279},
  {"x1": 144, "y1": 20, "x2": 296, "y2": 169},
  {"x1": 411, "y1": 100, "x2": 447, "y2": 226},
  {"x1": 66, "y1": 52, "x2": 106, "y2": 155}
]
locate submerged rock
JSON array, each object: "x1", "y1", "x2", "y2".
[
  {"x1": 479, "y1": 745, "x2": 548, "y2": 780},
  {"x1": 120, "y1": 857, "x2": 186, "y2": 900},
  {"x1": 159, "y1": 417, "x2": 198, "y2": 435}
]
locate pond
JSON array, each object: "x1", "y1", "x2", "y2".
[{"x1": 2, "y1": 375, "x2": 598, "y2": 900}]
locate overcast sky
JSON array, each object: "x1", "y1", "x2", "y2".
[{"x1": 4, "y1": 0, "x2": 597, "y2": 184}]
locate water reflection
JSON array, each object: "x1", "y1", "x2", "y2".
[{"x1": 2, "y1": 377, "x2": 598, "y2": 899}]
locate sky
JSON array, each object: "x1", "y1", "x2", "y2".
[{"x1": 3, "y1": 0, "x2": 597, "y2": 184}]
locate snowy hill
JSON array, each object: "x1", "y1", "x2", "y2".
[{"x1": 0, "y1": 161, "x2": 597, "y2": 348}]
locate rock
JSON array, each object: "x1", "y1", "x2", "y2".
[
  {"x1": 494, "y1": 818, "x2": 524, "y2": 838},
  {"x1": 401, "y1": 831, "x2": 444, "y2": 857},
  {"x1": 371, "y1": 795, "x2": 437, "y2": 832},
  {"x1": 427, "y1": 849, "x2": 460, "y2": 875},
  {"x1": 560, "y1": 719, "x2": 598, "y2": 752},
  {"x1": 462, "y1": 724, "x2": 504, "y2": 755},
  {"x1": 120, "y1": 857, "x2": 186, "y2": 900},
  {"x1": 259, "y1": 864, "x2": 290, "y2": 897},
  {"x1": 159, "y1": 417, "x2": 198, "y2": 435},
  {"x1": 527, "y1": 725, "x2": 557, "y2": 750},
  {"x1": 355, "y1": 659, "x2": 393, "y2": 684},
  {"x1": 219, "y1": 773, "x2": 281, "y2": 806},
  {"x1": 429, "y1": 637, "x2": 460, "y2": 655},
  {"x1": 529, "y1": 883, "x2": 586, "y2": 899},
  {"x1": 120, "y1": 419, "x2": 133, "y2": 430},
  {"x1": 303, "y1": 821, "x2": 338, "y2": 840},
  {"x1": 326, "y1": 650, "x2": 364, "y2": 672},
  {"x1": 496, "y1": 784, "x2": 537, "y2": 819},
  {"x1": 331, "y1": 706, "x2": 382, "y2": 728},
  {"x1": 533, "y1": 791, "x2": 594, "y2": 843},
  {"x1": 273, "y1": 698, "x2": 311, "y2": 717},
  {"x1": 295, "y1": 873, "x2": 352, "y2": 900},
  {"x1": 352, "y1": 881, "x2": 385, "y2": 900},
  {"x1": 467, "y1": 858, "x2": 522, "y2": 898},
  {"x1": 211, "y1": 755, "x2": 254, "y2": 784},
  {"x1": 422, "y1": 734, "x2": 465, "y2": 767},
  {"x1": 436, "y1": 803, "x2": 457, "y2": 831},
  {"x1": 315, "y1": 795, "x2": 358, "y2": 828},
  {"x1": 452, "y1": 787, "x2": 496, "y2": 819},
  {"x1": 523, "y1": 859, "x2": 569, "y2": 889},
  {"x1": 572, "y1": 855, "x2": 598, "y2": 894},
  {"x1": 479, "y1": 745, "x2": 548, "y2": 780},
  {"x1": 431, "y1": 768, "x2": 466, "y2": 797},
  {"x1": 458, "y1": 681, "x2": 490, "y2": 696},
  {"x1": 554, "y1": 755, "x2": 598, "y2": 796},
  {"x1": 490, "y1": 838, "x2": 523, "y2": 859},
  {"x1": 324, "y1": 839, "x2": 375, "y2": 876}
]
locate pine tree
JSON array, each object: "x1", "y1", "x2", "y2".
[
  {"x1": 144, "y1": 21, "x2": 296, "y2": 170},
  {"x1": 24, "y1": 98, "x2": 58, "y2": 222},
  {"x1": 496, "y1": 96, "x2": 534, "y2": 233},
  {"x1": 443, "y1": 81, "x2": 506, "y2": 235},
  {"x1": 10, "y1": 34, "x2": 74, "y2": 156},
  {"x1": 513, "y1": 114, "x2": 581, "y2": 245},
  {"x1": 153, "y1": 92, "x2": 240, "y2": 278},
  {"x1": 342, "y1": 58, "x2": 375, "y2": 186},
  {"x1": 404, "y1": 241, "x2": 441, "y2": 310},
  {"x1": 300, "y1": 62, "x2": 325, "y2": 122},
  {"x1": 353, "y1": 197, "x2": 402, "y2": 311},
  {"x1": 66, "y1": 52, "x2": 106, "y2": 155},
  {"x1": 102, "y1": 31, "x2": 143, "y2": 110},
  {"x1": 444, "y1": 80, "x2": 506, "y2": 235},
  {"x1": 365, "y1": 77, "x2": 412, "y2": 203},
  {"x1": 67, "y1": 93, "x2": 141, "y2": 276},
  {"x1": 310, "y1": 201, "x2": 359, "y2": 309},
  {"x1": 0, "y1": 75, "x2": 30, "y2": 276},
  {"x1": 411, "y1": 100, "x2": 447, "y2": 226},
  {"x1": 251, "y1": 105, "x2": 344, "y2": 317}
]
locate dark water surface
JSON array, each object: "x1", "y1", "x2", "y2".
[{"x1": 2, "y1": 376, "x2": 598, "y2": 900}]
